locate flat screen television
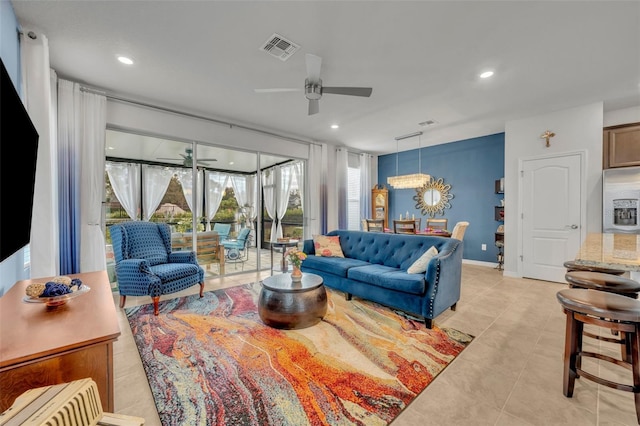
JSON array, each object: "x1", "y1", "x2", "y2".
[{"x1": 0, "y1": 58, "x2": 40, "y2": 263}]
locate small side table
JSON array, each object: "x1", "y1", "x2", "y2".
[
  {"x1": 259, "y1": 273, "x2": 327, "y2": 329},
  {"x1": 270, "y1": 240, "x2": 300, "y2": 275}
]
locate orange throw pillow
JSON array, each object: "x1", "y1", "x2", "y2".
[{"x1": 313, "y1": 235, "x2": 345, "y2": 258}]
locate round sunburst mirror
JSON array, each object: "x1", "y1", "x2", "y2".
[{"x1": 413, "y1": 177, "x2": 454, "y2": 217}]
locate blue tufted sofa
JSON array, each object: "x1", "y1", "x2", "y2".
[{"x1": 301, "y1": 230, "x2": 463, "y2": 328}]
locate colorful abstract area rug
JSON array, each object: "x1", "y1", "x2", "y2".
[{"x1": 125, "y1": 283, "x2": 473, "y2": 425}]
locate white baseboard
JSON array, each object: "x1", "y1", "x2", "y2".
[{"x1": 462, "y1": 259, "x2": 499, "y2": 268}]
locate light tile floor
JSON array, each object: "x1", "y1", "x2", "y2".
[{"x1": 112, "y1": 263, "x2": 639, "y2": 425}]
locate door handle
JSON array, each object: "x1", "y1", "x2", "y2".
[{"x1": 566, "y1": 224, "x2": 578, "y2": 229}]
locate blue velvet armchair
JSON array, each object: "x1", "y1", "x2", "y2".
[{"x1": 111, "y1": 221, "x2": 205, "y2": 315}]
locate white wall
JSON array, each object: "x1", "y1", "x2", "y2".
[
  {"x1": 107, "y1": 100, "x2": 312, "y2": 160},
  {"x1": 503, "y1": 102, "x2": 604, "y2": 277},
  {"x1": 604, "y1": 105, "x2": 640, "y2": 127}
]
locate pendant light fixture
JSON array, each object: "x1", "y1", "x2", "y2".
[{"x1": 387, "y1": 131, "x2": 430, "y2": 189}]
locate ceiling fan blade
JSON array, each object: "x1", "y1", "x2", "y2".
[
  {"x1": 322, "y1": 87, "x2": 373, "y2": 97},
  {"x1": 308, "y1": 99, "x2": 319, "y2": 116},
  {"x1": 196, "y1": 159, "x2": 217, "y2": 163},
  {"x1": 254, "y1": 88, "x2": 301, "y2": 93},
  {"x1": 157, "y1": 157, "x2": 181, "y2": 161},
  {"x1": 306, "y1": 54, "x2": 322, "y2": 84}
]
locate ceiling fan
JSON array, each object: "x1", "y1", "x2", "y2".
[
  {"x1": 157, "y1": 148, "x2": 217, "y2": 167},
  {"x1": 255, "y1": 53, "x2": 373, "y2": 115}
]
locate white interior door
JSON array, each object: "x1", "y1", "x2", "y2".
[{"x1": 522, "y1": 154, "x2": 582, "y2": 283}]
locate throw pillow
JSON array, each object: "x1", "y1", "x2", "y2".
[
  {"x1": 407, "y1": 246, "x2": 438, "y2": 274},
  {"x1": 313, "y1": 235, "x2": 345, "y2": 258}
]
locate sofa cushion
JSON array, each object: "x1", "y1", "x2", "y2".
[
  {"x1": 150, "y1": 262, "x2": 202, "y2": 282},
  {"x1": 313, "y1": 235, "x2": 345, "y2": 257},
  {"x1": 407, "y1": 246, "x2": 438, "y2": 274},
  {"x1": 348, "y1": 264, "x2": 426, "y2": 295},
  {"x1": 303, "y1": 255, "x2": 370, "y2": 277}
]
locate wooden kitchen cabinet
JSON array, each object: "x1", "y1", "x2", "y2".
[{"x1": 603, "y1": 122, "x2": 640, "y2": 169}]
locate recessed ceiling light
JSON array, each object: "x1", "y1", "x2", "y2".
[
  {"x1": 229, "y1": 161, "x2": 234, "y2": 165},
  {"x1": 106, "y1": 146, "x2": 115, "y2": 150},
  {"x1": 480, "y1": 71, "x2": 494, "y2": 79},
  {"x1": 117, "y1": 56, "x2": 134, "y2": 65},
  {"x1": 331, "y1": 124, "x2": 339, "y2": 129}
]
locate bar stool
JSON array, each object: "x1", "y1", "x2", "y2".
[
  {"x1": 556, "y1": 289, "x2": 640, "y2": 424},
  {"x1": 565, "y1": 271, "x2": 640, "y2": 299},
  {"x1": 563, "y1": 260, "x2": 626, "y2": 275}
]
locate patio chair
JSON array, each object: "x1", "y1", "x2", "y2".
[
  {"x1": 111, "y1": 221, "x2": 205, "y2": 315},
  {"x1": 221, "y1": 227, "x2": 252, "y2": 270},
  {"x1": 213, "y1": 223, "x2": 231, "y2": 241}
]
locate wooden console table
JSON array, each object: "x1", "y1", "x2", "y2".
[{"x1": 0, "y1": 270, "x2": 121, "y2": 412}]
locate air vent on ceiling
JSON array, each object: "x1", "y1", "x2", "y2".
[
  {"x1": 260, "y1": 33, "x2": 300, "y2": 61},
  {"x1": 419, "y1": 119, "x2": 438, "y2": 127}
]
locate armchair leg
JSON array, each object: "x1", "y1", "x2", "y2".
[
  {"x1": 451, "y1": 303, "x2": 457, "y2": 311},
  {"x1": 152, "y1": 296, "x2": 160, "y2": 316},
  {"x1": 424, "y1": 318, "x2": 434, "y2": 329},
  {"x1": 345, "y1": 293, "x2": 352, "y2": 301},
  {"x1": 119, "y1": 295, "x2": 126, "y2": 308},
  {"x1": 199, "y1": 282, "x2": 204, "y2": 298}
]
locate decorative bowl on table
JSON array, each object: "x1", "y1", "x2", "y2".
[{"x1": 22, "y1": 276, "x2": 90, "y2": 307}]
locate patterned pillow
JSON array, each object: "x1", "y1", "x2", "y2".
[
  {"x1": 313, "y1": 235, "x2": 345, "y2": 258},
  {"x1": 407, "y1": 246, "x2": 438, "y2": 274}
]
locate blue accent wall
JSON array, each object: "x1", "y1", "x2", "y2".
[{"x1": 378, "y1": 133, "x2": 505, "y2": 263}]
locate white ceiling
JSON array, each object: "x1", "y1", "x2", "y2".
[{"x1": 11, "y1": 1, "x2": 640, "y2": 156}]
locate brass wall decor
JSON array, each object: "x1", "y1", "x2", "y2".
[
  {"x1": 540, "y1": 130, "x2": 556, "y2": 147},
  {"x1": 413, "y1": 177, "x2": 454, "y2": 218}
]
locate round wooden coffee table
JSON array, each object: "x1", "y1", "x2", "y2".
[{"x1": 259, "y1": 272, "x2": 327, "y2": 329}]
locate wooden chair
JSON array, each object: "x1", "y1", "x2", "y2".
[
  {"x1": 426, "y1": 218, "x2": 448, "y2": 231},
  {"x1": 393, "y1": 219, "x2": 418, "y2": 234},
  {"x1": 172, "y1": 231, "x2": 225, "y2": 274},
  {"x1": 364, "y1": 218, "x2": 384, "y2": 232}
]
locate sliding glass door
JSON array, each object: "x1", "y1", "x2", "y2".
[{"x1": 104, "y1": 129, "x2": 303, "y2": 282}]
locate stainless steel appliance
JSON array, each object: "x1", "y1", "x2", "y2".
[{"x1": 603, "y1": 166, "x2": 640, "y2": 234}]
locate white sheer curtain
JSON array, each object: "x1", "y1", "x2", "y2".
[
  {"x1": 20, "y1": 30, "x2": 59, "y2": 278},
  {"x1": 245, "y1": 174, "x2": 258, "y2": 227},
  {"x1": 56, "y1": 79, "x2": 82, "y2": 274},
  {"x1": 292, "y1": 161, "x2": 303, "y2": 214},
  {"x1": 359, "y1": 153, "x2": 372, "y2": 223},
  {"x1": 79, "y1": 89, "x2": 107, "y2": 273},
  {"x1": 336, "y1": 148, "x2": 349, "y2": 230},
  {"x1": 176, "y1": 169, "x2": 203, "y2": 218},
  {"x1": 230, "y1": 175, "x2": 248, "y2": 210},
  {"x1": 106, "y1": 162, "x2": 141, "y2": 220},
  {"x1": 306, "y1": 143, "x2": 327, "y2": 239},
  {"x1": 276, "y1": 165, "x2": 294, "y2": 239},
  {"x1": 230, "y1": 175, "x2": 250, "y2": 227},
  {"x1": 262, "y1": 169, "x2": 277, "y2": 241},
  {"x1": 142, "y1": 165, "x2": 174, "y2": 221},
  {"x1": 205, "y1": 171, "x2": 229, "y2": 230}
]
